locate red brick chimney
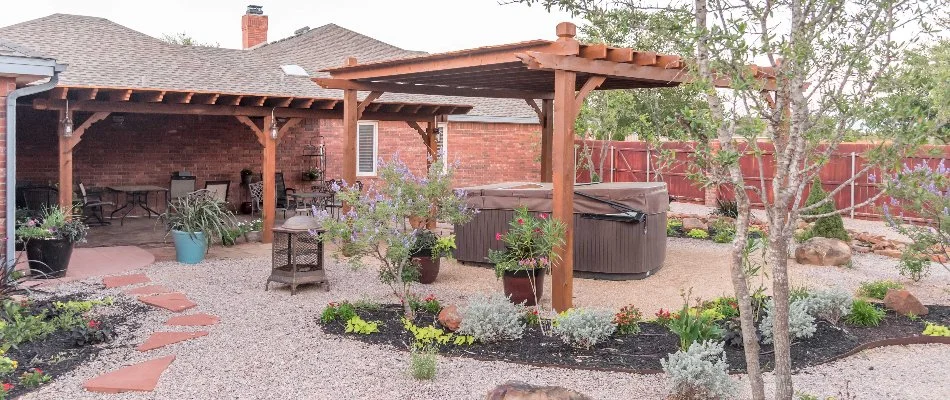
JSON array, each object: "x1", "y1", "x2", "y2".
[{"x1": 241, "y1": 5, "x2": 268, "y2": 49}]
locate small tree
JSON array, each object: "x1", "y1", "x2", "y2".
[
  {"x1": 316, "y1": 155, "x2": 475, "y2": 318},
  {"x1": 885, "y1": 160, "x2": 950, "y2": 280},
  {"x1": 800, "y1": 178, "x2": 849, "y2": 242}
]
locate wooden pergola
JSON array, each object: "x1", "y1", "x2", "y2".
[
  {"x1": 32, "y1": 85, "x2": 472, "y2": 242},
  {"x1": 316, "y1": 22, "x2": 774, "y2": 311}
]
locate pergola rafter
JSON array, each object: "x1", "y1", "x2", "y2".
[{"x1": 317, "y1": 22, "x2": 773, "y2": 312}]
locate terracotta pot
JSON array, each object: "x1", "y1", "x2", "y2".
[
  {"x1": 412, "y1": 249, "x2": 441, "y2": 284},
  {"x1": 408, "y1": 216, "x2": 427, "y2": 229},
  {"x1": 26, "y1": 238, "x2": 74, "y2": 278},
  {"x1": 502, "y1": 268, "x2": 545, "y2": 306}
]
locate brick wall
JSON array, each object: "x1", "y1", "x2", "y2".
[
  {"x1": 16, "y1": 109, "x2": 541, "y2": 212},
  {"x1": 0, "y1": 77, "x2": 15, "y2": 250}
]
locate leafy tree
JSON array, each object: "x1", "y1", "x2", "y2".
[
  {"x1": 514, "y1": 0, "x2": 944, "y2": 399},
  {"x1": 160, "y1": 32, "x2": 220, "y2": 48},
  {"x1": 800, "y1": 178, "x2": 849, "y2": 242}
]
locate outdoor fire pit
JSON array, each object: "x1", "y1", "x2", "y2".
[
  {"x1": 454, "y1": 182, "x2": 669, "y2": 280},
  {"x1": 267, "y1": 216, "x2": 328, "y2": 294}
]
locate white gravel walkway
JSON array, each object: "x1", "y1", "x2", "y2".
[{"x1": 24, "y1": 246, "x2": 950, "y2": 400}]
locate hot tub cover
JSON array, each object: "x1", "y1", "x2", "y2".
[{"x1": 461, "y1": 182, "x2": 668, "y2": 215}]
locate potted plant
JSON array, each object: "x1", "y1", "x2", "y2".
[
  {"x1": 161, "y1": 190, "x2": 235, "y2": 264},
  {"x1": 302, "y1": 167, "x2": 321, "y2": 182},
  {"x1": 240, "y1": 168, "x2": 254, "y2": 185},
  {"x1": 409, "y1": 232, "x2": 458, "y2": 284},
  {"x1": 15, "y1": 207, "x2": 88, "y2": 278},
  {"x1": 488, "y1": 206, "x2": 565, "y2": 306},
  {"x1": 241, "y1": 218, "x2": 264, "y2": 242}
]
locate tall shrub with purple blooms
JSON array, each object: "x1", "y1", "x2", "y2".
[
  {"x1": 315, "y1": 155, "x2": 476, "y2": 318},
  {"x1": 884, "y1": 160, "x2": 949, "y2": 281}
]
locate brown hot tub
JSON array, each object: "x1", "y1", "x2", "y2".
[{"x1": 454, "y1": 182, "x2": 668, "y2": 280}]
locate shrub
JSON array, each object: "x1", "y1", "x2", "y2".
[
  {"x1": 923, "y1": 323, "x2": 950, "y2": 337},
  {"x1": 857, "y1": 280, "x2": 904, "y2": 300},
  {"x1": 409, "y1": 350, "x2": 437, "y2": 380},
  {"x1": 18, "y1": 368, "x2": 50, "y2": 389},
  {"x1": 661, "y1": 340, "x2": 738, "y2": 400},
  {"x1": 800, "y1": 178, "x2": 849, "y2": 242},
  {"x1": 686, "y1": 229, "x2": 709, "y2": 240},
  {"x1": 457, "y1": 293, "x2": 524, "y2": 342},
  {"x1": 790, "y1": 286, "x2": 812, "y2": 301},
  {"x1": 403, "y1": 318, "x2": 475, "y2": 350},
  {"x1": 344, "y1": 316, "x2": 379, "y2": 335},
  {"x1": 320, "y1": 301, "x2": 357, "y2": 324},
  {"x1": 408, "y1": 294, "x2": 441, "y2": 314},
  {"x1": 845, "y1": 300, "x2": 885, "y2": 327},
  {"x1": 897, "y1": 256, "x2": 930, "y2": 282},
  {"x1": 702, "y1": 297, "x2": 739, "y2": 320},
  {"x1": 760, "y1": 298, "x2": 816, "y2": 344},
  {"x1": 667, "y1": 219, "x2": 684, "y2": 237},
  {"x1": 68, "y1": 320, "x2": 116, "y2": 346},
  {"x1": 614, "y1": 305, "x2": 643, "y2": 335},
  {"x1": 552, "y1": 308, "x2": 617, "y2": 349},
  {"x1": 711, "y1": 229, "x2": 735, "y2": 243},
  {"x1": 713, "y1": 199, "x2": 739, "y2": 218},
  {"x1": 668, "y1": 306, "x2": 723, "y2": 350},
  {"x1": 803, "y1": 288, "x2": 853, "y2": 326}
]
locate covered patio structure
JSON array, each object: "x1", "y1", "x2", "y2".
[
  {"x1": 29, "y1": 86, "x2": 472, "y2": 243},
  {"x1": 317, "y1": 22, "x2": 774, "y2": 311}
]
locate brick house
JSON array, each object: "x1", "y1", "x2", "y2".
[{"x1": 0, "y1": 9, "x2": 541, "y2": 223}]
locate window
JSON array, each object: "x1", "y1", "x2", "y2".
[
  {"x1": 437, "y1": 122, "x2": 448, "y2": 172},
  {"x1": 357, "y1": 121, "x2": 378, "y2": 176}
]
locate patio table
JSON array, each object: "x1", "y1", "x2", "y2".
[
  {"x1": 107, "y1": 185, "x2": 169, "y2": 225},
  {"x1": 290, "y1": 192, "x2": 330, "y2": 215}
]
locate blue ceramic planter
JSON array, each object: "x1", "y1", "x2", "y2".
[{"x1": 171, "y1": 230, "x2": 207, "y2": 264}]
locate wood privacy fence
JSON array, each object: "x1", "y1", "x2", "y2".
[{"x1": 574, "y1": 139, "x2": 950, "y2": 220}]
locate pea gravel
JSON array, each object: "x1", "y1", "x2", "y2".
[{"x1": 23, "y1": 247, "x2": 950, "y2": 399}]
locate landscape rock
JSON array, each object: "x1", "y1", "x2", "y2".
[
  {"x1": 794, "y1": 237, "x2": 852, "y2": 266},
  {"x1": 682, "y1": 217, "x2": 708, "y2": 232},
  {"x1": 438, "y1": 304, "x2": 462, "y2": 332},
  {"x1": 486, "y1": 381, "x2": 592, "y2": 400},
  {"x1": 883, "y1": 289, "x2": 929, "y2": 316},
  {"x1": 851, "y1": 243, "x2": 872, "y2": 254},
  {"x1": 873, "y1": 249, "x2": 903, "y2": 259}
]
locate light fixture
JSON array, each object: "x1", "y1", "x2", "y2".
[
  {"x1": 62, "y1": 98, "x2": 73, "y2": 137},
  {"x1": 269, "y1": 108, "x2": 279, "y2": 139}
]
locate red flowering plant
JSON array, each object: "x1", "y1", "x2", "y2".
[
  {"x1": 654, "y1": 308, "x2": 673, "y2": 326},
  {"x1": 614, "y1": 305, "x2": 644, "y2": 335},
  {"x1": 407, "y1": 293, "x2": 442, "y2": 314},
  {"x1": 18, "y1": 368, "x2": 50, "y2": 389},
  {"x1": 487, "y1": 206, "x2": 566, "y2": 278},
  {"x1": 1, "y1": 382, "x2": 13, "y2": 399}
]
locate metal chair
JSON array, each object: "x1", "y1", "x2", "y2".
[
  {"x1": 249, "y1": 181, "x2": 264, "y2": 217},
  {"x1": 250, "y1": 175, "x2": 297, "y2": 219},
  {"x1": 78, "y1": 183, "x2": 114, "y2": 226},
  {"x1": 170, "y1": 176, "x2": 197, "y2": 201},
  {"x1": 204, "y1": 180, "x2": 231, "y2": 204},
  {"x1": 21, "y1": 185, "x2": 58, "y2": 218},
  {"x1": 324, "y1": 179, "x2": 363, "y2": 219}
]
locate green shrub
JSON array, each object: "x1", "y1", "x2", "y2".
[
  {"x1": 846, "y1": 300, "x2": 886, "y2": 327},
  {"x1": 800, "y1": 178, "x2": 849, "y2": 242},
  {"x1": 686, "y1": 229, "x2": 709, "y2": 240},
  {"x1": 713, "y1": 199, "x2": 739, "y2": 218},
  {"x1": 789, "y1": 286, "x2": 812, "y2": 301},
  {"x1": 320, "y1": 301, "x2": 357, "y2": 324},
  {"x1": 344, "y1": 316, "x2": 380, "y2": 334},
  {"x1": 408, "y1": 294, "x2": 442, "y2": 314},
  {"x1": 897, "y1": 256, "x2": 930, "y2": 282},
  {"x1": 923, "y1": 323, "x2": 950, "y2": 336},
  {"x1": 701, "y1": 297, "x2": 739, "y2": 320},
  {"x1": 667, "y1": 219, "x2": 684, "y2": 237},
  {"x1": 712, "y1": 229, "x2": 735, "y2": 243},
  {"x1": 667, "y1": 305, "x2": 723, "y2": 350},
  {"x1": 409, "y1": 350, "x2": 437, "y2": 380},
  {"x1": 552, "y1": 308, "x2": 617, "y2": 349},
  {"x1": 857, "y1": 280, "x2": 904, "y2": 300}
]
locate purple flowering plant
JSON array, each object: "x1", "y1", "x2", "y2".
[
  {"x1": 15, "y1": 207, "x2": 88, "y2": 243},
  {"x1": 314, "y1": 154, "x2": 476, "y2": 318},
  {"x1": 883, "y1": 160, "x2": 949, "y2": 280}
]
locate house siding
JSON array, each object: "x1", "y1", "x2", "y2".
[
  {"x1": 0, "y1": 77, "x2": 13, "y2": 251},
  {"x1": 16, "y1": 110, "x2": 540, "y2": 212}
]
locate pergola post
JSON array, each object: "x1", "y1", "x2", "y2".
[
  {"x1": 57, "y1": 109, "x2": 72, "y2": 211},
  {"x1": 551, "y1": 69, "x2": 577, "y2": 312},
  {"x1": 261, "y1": 115, "x2": 276, "y2": 243},
  {"x1": 342, "y1": 88, "x2": 358, "y2": 189},
  {"x1": 540, "y1": 99, "x2": 553, "y2": 182}
]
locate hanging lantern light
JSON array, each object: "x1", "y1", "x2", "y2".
[
  {"x1": 62, "y1": 98, "x2": 74, "y2": 137},
  {"x1": 269, "y1": 108, "x2": 279, "y2": 139}
]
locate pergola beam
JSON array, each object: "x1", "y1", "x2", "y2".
[{"x1": 315, "y1": 78, "x2": 554, "y2": 100}]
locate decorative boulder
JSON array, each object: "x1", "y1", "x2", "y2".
[
  {"x1": 794, "y1": 237, "x2": 852, "y2": 266},
  {"x1": 486, "y1": 381, "x2": 592, "y2": 400},
  {"x1": 438, "y1": 304, "x2": 462, "y2": 332},
  {"x1": 883, "y1": 289, "x2": 928, "y2": 316},
  {"x1": 682, "y1": 217, "x2": 708, "y2": 232}
]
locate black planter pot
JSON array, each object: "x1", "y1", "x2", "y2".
[
  {"x1": 25, "y1": 238, "x2": 74, "y2": 279},
  {"x1": 241, "y1": 173, "x2": 253, "y2": 185},
  {"x1": 411, "y1": 247, "x2": 440, "y2": 284}
]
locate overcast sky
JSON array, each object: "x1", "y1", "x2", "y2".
[{"x1": 1, "y1": 0, "x2": 581, "y2": 52}]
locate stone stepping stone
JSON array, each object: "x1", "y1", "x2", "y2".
[
  {"x1": 139, "y1": 293, "x2": 197, "y2": 312},
  {"x1": 125, "y1": 285, "x2": 174, "y2": 296},
  {"x1": 165, "y1": 313, "x2": 220, "y2": 326},
  {"x1": 137, "y1": 331, "x2": 209, "y2": 352},
  {"x1": 83, "y1": 355, "x2": 176, "y2": 394},
  {"x1": 103, "y1": 273, "x2": 150, "y2": 289}
]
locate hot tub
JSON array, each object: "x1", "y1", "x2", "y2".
[{"x1": 454, "y1": 182, "x2": 668, "y2": 280}]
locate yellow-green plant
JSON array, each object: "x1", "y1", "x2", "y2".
[
  {"x1": 402, "y1": 318, "x2": 474, "y2": 351},
  {"x1": 344, "y1": 316, "x2": 379, "y2": 335},
  {"x1": 923, "y1": 323, "x2": 950, "y2": 337}
]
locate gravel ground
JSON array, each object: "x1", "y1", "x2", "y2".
[{"x1": 25, "y1": 242, "x2": 950, "y2": 400}]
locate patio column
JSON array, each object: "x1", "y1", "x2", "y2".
[
  {"x1": 540, "y1": 99, "x2": 553, "y2": 182},
  {"x1": 342, "y1": 88, "x2": 358, "y2": 188},
  {"x1": 261, "y1": 114, "x2": 276, "y2": 243},
  {"x1": 58, "y1": 109, "x2": 73, "y2": 211},
  {"x1": 551, "y1": 68, "x2": 577, "y2": 312}
]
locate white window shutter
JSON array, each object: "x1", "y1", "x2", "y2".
[{"x1": 357, "y1": 122, "x2": 377, "y2": 175}]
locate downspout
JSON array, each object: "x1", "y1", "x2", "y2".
[{"x1": 6, "y1": 71, "x2": 62, "y2": 268}]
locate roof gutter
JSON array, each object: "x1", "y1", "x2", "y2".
[{"x1": 5, "y1": 67, "x2": 64, "y2": 269}]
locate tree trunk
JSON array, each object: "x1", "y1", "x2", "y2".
[
  {"x1": 768, "y1": 224, "x2": 794, "y2": 399},
  {"x1": 728, "y1": 202, "x2": 766, "y2": 400}
]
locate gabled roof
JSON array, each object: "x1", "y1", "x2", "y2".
[{"x1": 0, "y1": 14, "x2": 535, "y2": 120}]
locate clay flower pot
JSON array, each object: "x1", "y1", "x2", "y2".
[
  {"x1": 411, "y1": 247, "x2": 441, "y2": 284},
  {"x1": 502, "y1": 267, "x2": 544, "y2": 306}
]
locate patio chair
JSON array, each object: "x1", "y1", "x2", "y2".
[
  {"x1": 204, "y1": 180, "x2": 231, "y2": 204},
  {"x1": 249, "y1": 179, "x2": 291, "y2": 218},
  {"x1": 324, "y1": 179, "x2": 363, "y2": 219},
  {"x1": 78, "y1": 183, "x2": 114, "y2": 226},
  {"x1": 169, "y1": 176, "x2": 197, "y2": 201},
  {"x1": 276, "y1": 172, "x2": 296, "y2": 214},
  {"x1": 21, "y1": 185, "x2": 58, "y2": 218}
]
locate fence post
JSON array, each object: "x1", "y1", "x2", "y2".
[
  {"x1": 646, "y1": 147, "x2": 652, "y2": 182},
  {"x1": 851, "y1": 151, "x2": 857, "y2": 218},
  {"x1": 609, "y1": 145, "x2": 615, "y2": 182}
]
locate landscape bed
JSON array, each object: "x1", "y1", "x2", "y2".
[{"x1": 319, "y1": 304, "x2": 950, "y2": 373}]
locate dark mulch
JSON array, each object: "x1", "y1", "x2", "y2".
[
  {"x1": 320, "y1": 304, "x2": 950, "y2": 373},
  {"x1": 4, "y1": 292, "x2": 151, "y2": 398}
]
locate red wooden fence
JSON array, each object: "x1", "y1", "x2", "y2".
[{"x1": 575, "y1": 139, "x2": 950, "y2": 220}]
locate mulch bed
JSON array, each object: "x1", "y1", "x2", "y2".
[
  {"x1": 4, "y1": 292, "x2": 151, "y2": 398},
  {"x1": 319, "y1": 304, "x2": 950, "y2": 373}
]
